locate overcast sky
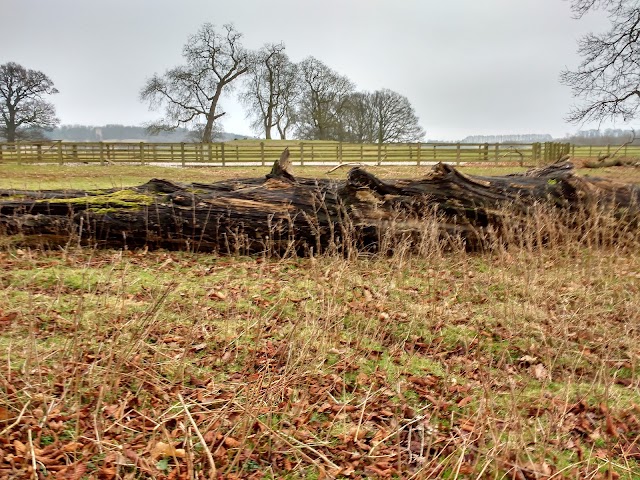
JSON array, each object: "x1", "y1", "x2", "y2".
[{"x1": 1, "y1": 0, "x2": 627, "y2": 140}]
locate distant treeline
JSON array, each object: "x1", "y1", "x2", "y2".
[
  {"x1": 459, "y1": 129, "x2": 639, "y2": 145},
  {"x1": 41, "y1": 125, "x2": 251, "y2": 143},
  {"x1": 460, "y1": 134, "x2": 553, "y2": 144},
  {"x1": 563, "y1": 128, "x2": 639, "y2": 145}
]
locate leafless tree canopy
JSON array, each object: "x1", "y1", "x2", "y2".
[
  {"x1": 0, "y1": 62, "x2": 59, "y2": 142},
  {"x1": 140, "y1": 24, "x2": 248, "y2": 142},
  {"x1": 561, "y1": 0, "x2": 640, "y2": 123},
  {"x1": 141, "y1": 25, "x2": 425, "y2": 143},
  {"x1": 343, "y1": 89, "x2": 425, "y2": 143},
  {"x1": 239, "y1": 53, "x2": 425, "y2": 142},
  {"x1": 569, "y1": 0, "x2": 627, "y2": 18},
  {"x1": 295, "y1": 57, "x2": 355, "y2": 140},
  {"x1": 239, "y1": 44, "x2": 300, "y2": 140}
]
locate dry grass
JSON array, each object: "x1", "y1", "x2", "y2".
[{"x1": 0, "y1": 166, "x2": 639, "y2": 479}]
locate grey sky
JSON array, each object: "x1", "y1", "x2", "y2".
[{"x1": 1, "y1": 0, "x2": 623, "y2": 140}]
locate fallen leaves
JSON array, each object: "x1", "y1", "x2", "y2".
[
  {"x1": 530, "y1": 363, "x2": 551, "y2": 381},
  {"x1": 2, "y1": 248, "x2": 640, "y2": 478},
  {"x1": 150, "y1": 441, "x2": 186, "y2": 460},
  {"x1": 0, "y1": 311, "x2": 17, "y2": 327}
]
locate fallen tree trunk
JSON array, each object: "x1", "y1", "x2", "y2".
[
  {"x1": 583, "y1": 157, "x2": 639, "y2": 168},
  {"x1": 0, "y1": 150, "x2": 638, "y2": 254}
]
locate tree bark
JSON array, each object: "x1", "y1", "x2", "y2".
[
  {"x1": 0, "y1": 157, "x2": 638, "y2": 254},
  {"x1": 584, "y1": 158, "x2": 639, "y2": 168}
]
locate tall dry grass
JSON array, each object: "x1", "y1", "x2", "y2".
[{"x1": 0, "y1": 201, "x2": 639, "y2": 479}]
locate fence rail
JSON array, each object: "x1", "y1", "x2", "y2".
[{"x1": 0, "y1": 140, "x2": 629, "y2": 167}]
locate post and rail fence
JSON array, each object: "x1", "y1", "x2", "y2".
[{"x1": 0, "y1": 140, "x2": 633, "y2": 168}]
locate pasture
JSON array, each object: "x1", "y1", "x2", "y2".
[{"x1": 1, "y1": 163, "x2": 639, "y2": 479}]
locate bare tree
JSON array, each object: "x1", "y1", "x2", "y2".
[
  {"x1": 341, "y1": 92, "x2": 377, "y2": 143},
  {"x1": 140, "y1": 24, "x2": 248, "y2": 142},
  {"x1": 240, "y1": 43, "x2": 300, "y2": 140},
  {"x1": 295, "y1": 57, "x2": 355, "y2": 140},
  {"x1": 561, "y1": 0, "x2": 640, "y2": 123},
  {"x1": 0, "y1": 62, "x2": 59, "y2": 142},
  {"x1": 343, "y1": 89, "x2": 425, "y2": 143},
  {"x1": 185, "y1": 123, "x2": 225, "y2": 143},
  {"x1": 272, "y1": 60, "x2": 300, "y2": 140}
]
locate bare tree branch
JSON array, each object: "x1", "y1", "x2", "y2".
[{"x1": 562, "y1": 1, "x2": 640, "y2": 124}]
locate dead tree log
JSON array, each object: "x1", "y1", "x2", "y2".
[
  {"x1": 0, "y1": 156, "x2": 638, "y2": 254},
  {"x1": 584, "y1": 130, "x2": 640, "y2": 168}
]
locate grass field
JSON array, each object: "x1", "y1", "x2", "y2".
[
  {"x1": 1, "y1": 164, "x2": 639, "y2": 479},
  {"x1": 0, "y1": 161, "x2": 639, "y2": 190}
]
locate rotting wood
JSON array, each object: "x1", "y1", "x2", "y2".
[
  {"x1": 584, "y1": 130, "x2": 640, "y2": 168},
  {"x1": 0, "y1": 152, "x2": 638, "y2": 254}
]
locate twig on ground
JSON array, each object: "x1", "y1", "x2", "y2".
[
  {"x1": 326, "y1": 162, "x2": 366, "y2": 174},
  {"x1": 179, "y1": 393, "x2": 217, "y2": 479},
  {"x1": 0, "y1": 400, "x2": 31, "y2": 437}
]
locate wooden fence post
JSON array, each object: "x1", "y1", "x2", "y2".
[
  {"x1": 37, "y1": 144, "x2": 42, "y2": 163},
  {"x1": 58, "y1": 141, "x2": 63, "y2": 165},
  {"x1": 221, "y1": 143, "x2": 226, "y2": 166},
  {"x1": 181, "y1": 143, "x2": 185, "y2": 167},
  {"x1": 456, "y1": 143, "x2": 461, "y2": 165},
  {"x1": 494, "y1": 144, "x2": 499, "y2": 163},
  {"x1": 260, "y1": 142, "x2": 265, "y2": 166},
  {"x1": 99, "y1": 142, "x2": 105, "y2": 166},
  {"x1": 139, "y1": 142, "x2": 145, "y2": 165},
  {"x1": 16, "y1": 142, "x2": 21, "y2": 164},
  {"x1": 417, "y1": 143, "x2": 422, "y2": 165}
]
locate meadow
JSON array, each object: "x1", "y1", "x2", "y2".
[{"x1": 1, "y1": 163, "x2": 639, "y2": 479}]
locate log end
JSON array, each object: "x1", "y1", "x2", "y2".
[{"x1": 266, "y1": 148, "x2": 296, "y2": 182}]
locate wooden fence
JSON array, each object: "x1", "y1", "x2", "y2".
[{"x1": 0, "y1": 140, "x2": 624, "y2": 167}]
